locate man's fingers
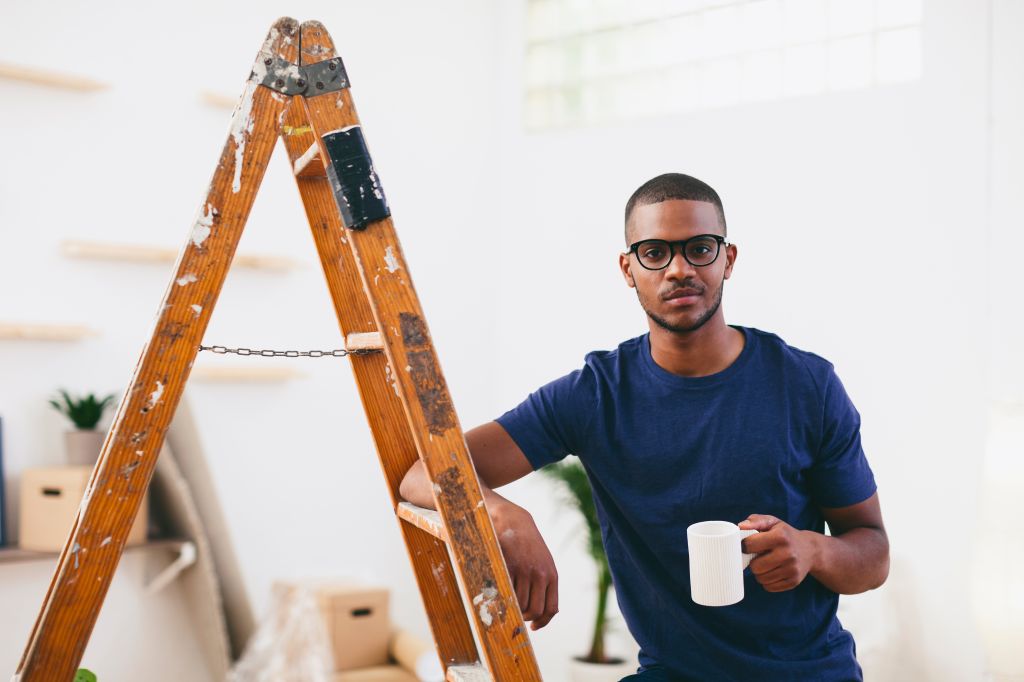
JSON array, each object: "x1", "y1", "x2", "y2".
[
  {"x1": 514, "y1": 575, "x2": 532, "y2": 619},
  {"x1": 525, "y1": 573, "x2": 547, "y2": 622},
  {"x1": 528, "y1": 577, "x2": 560, "y2": 630},
  {"x1": 742, "y1": 529, "x2": 781, "y2": 554},
  {"x1": 738, "y1": 514, "x2": 781, "y2": 532},
  {"x1": 760, "y1": 576, "x2": 800, "y2": 593},
  {"x1": 752, "y1": 562, "x2": 792, "y2": 583}
]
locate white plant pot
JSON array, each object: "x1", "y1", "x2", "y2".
[
  {"x1": 568, "y1": 657, "x2": 637, "y2": 682},
  {"x1": 64, "y1": 429, "x2": 104, "y2": 466}
]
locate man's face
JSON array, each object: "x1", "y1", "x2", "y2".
[{"x1": 619, "y1": 199, "x2": 737, "y2": 334}]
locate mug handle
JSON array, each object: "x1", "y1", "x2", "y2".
[{"x1": 740, "y1": 529, "x2": 759, "y2": 569}]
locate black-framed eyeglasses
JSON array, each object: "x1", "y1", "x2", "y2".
[{"x1": 626, "y1": 235, "x2": 727, "y2": 271}]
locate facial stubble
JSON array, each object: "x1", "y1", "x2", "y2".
[{"x1": 638, "y1": 274, "x2": 725, "y2": 334}]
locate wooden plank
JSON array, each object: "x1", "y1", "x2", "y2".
[
  {"x1": 0, "y1": 323, "x2": 96, "y2": 341},
  {"x1": 61, "y1": 239, "x2": 303, "y2": 271},
  {"x1": 14, "y1": 18, "x2": 297, "y2": 682},
  {"x1": 296, "y1": 20, "x2": 541, "y2": 682},
  {"x1": 397, "y1": 501, "x2": 447, "y2": 541},
  {"x1": 293, "y1": 141, "x2": 325, "y2": 177},
  {"x1": 0, "y1": 62, "x2": 107, "y2": 92},
  {"x1": 345, "y1": 331, "x2": 383, "y2": 351},
  {"x1": 447, "y1": 664, "x2": 492, "y2": 682},
  {"x1": 279, "y1": 49, "x2": 481, "y2": 673},
  {"x1": 0, "y1": 539, "x2": 187, "y2": 566}
]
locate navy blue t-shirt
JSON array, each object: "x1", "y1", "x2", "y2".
[{"x1": 496, "y1": 326, "x2": 877, "y2": 681}]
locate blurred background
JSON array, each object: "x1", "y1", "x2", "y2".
[{"x1": 1, "y1": 0, "x2": 1022, "y2": 680}]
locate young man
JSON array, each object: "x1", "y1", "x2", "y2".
[{"x1": 400, "y1": 173, "x2": 889, "y2": 681}]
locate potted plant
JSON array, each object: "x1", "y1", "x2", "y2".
[
  {"x1": 49, "y1": 389, "x2": 116, "y2": 465},
  {"x1": 541, "y1": 457, "x2": 636, "y2": 682}
]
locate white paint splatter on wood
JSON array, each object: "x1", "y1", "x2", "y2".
[
  {"x1": 384, "y1": 246, "x2": 401, "y2": 273},
  {"x1": 432, "y1": 562, "x2": 449, "y2": 596},
  {"x1": 472, "y1": 586, "x2": 499, "y2": 627},
  {"x1": 177, "y1": 273, "x2": 198, "y2": 287},
  {"x1": 385, "y1": 364, "x2": 401, "y2": 397},
  {"x1": 147, "y1": 381, "x2": 164, "y2": 410},
  {"x1": 191, "y1": 203, "x2": 215, "y2": 247},
  {"x1": 190, "y1": 304, "x2": 202, "y2": 316}
]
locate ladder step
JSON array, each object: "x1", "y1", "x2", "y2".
[
  {"x1": 397, "y1": 501, "x2": 447, "y2": 541},
  {"x1": 293, "y1": 142, "x2": 325, "y2": 177},
  {"x1": 446, "y1": 664, "x2": 492, "y2": 682},
  {"x1": 344, "y1": 331, "x2": 383, "y2": 351}
]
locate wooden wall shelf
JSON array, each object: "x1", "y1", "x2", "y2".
[
  {"x1": 0, "y1": 62, "x2": 108, "y2": 92},
  {"x1": 0, "y1": 323, "x2": 97, "y2": 341},
  {"x1": 0, "y1": 538, "x2": 187, "y2": 566},
  {"x1": 199, "y1": 90, "x2": 236, "y2": 109},
  {"x1": 61, "y1": 240, "x2": 303, "y2": 271}
]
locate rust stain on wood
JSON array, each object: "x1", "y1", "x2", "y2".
[
  {"x1": 400, "y1": 313, "x2": 455, "y2": 435},
  {"x1": 435, "y1": 466, "x2": 506, "y2": 628}
]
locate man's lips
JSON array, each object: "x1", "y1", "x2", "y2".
[{"x1": 663, "y1": 288, "x2": 703, "y2": 302}]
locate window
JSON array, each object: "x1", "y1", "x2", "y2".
[{"x1": 524, "y1": 0, "x2": 923, "y2": 129}]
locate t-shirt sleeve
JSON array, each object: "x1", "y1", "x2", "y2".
[
  {"x1": 808, "y1": 367, "x2": 877, "y2": 508},
  {"x1": 495, "y1": 368, "x2": 594, "y2": 470}
]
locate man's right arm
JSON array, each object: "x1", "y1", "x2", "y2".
[{"x1": 398, "y1": 421, "x2": 560, "y2": 630}]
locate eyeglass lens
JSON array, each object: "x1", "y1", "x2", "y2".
[{"x1": 634, "y1": 237, "x2": 720, "y2": 270}]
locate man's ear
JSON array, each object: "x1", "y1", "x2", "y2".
[
  {"x1": 619, "y1": 252, "x2": 635, "y2": 288},
  {"x1": 723, "y1": 243, "x2": 738, "y2": 280}
]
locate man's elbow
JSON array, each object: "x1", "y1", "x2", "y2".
[
  {"x1": 865, "y1": 528, "x2": 891, "y2": 591},
  {"x1": 398, "y1": 461, "x2": 424, "y2": 504}
]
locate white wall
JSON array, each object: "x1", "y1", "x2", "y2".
[{"x1": 1, "y1": 1, "x2": 1022, "y2": 681}]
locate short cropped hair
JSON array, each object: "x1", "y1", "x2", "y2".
[{"x1": 624, "y1": 173, "x2": 727, "y2": 242}]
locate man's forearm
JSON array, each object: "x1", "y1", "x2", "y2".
[
  {"x1": 804, "y1": 526, "x2": 889, "y2": 594},
  {"x1": 398, "y1": 460, "x2": 517, "y2": 519}
]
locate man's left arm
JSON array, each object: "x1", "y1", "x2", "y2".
[{"x1": 740, "y1": 492, "x2": 889, "y2": 595}]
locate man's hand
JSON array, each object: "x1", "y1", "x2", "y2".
[
  {"x1": 739, "y1": 514, "x2": 819, "y2": 593},
  {"x1": 398, "y1": 422, "x2": 563, "y2": 628},
  {"x1": 490, "y1": 500, "x2": 559, "y2": 630}
]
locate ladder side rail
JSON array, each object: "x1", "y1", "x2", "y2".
[
  {"x1": 279, "y1": 100, "x2": 479, "y2": 668},
  {"x1": 297, "y1": 21, "x2": 541, "y2": 681},
  {"x1": 15, "y1": 19, "x2": 296, "y2": 682}
]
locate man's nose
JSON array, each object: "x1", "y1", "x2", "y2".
[{"x1": 663, "y1": 245, "x2": 697, "y2": 280}]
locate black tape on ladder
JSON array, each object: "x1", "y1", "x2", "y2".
[{"x1": 322, "y1": 126, "x2": 390, "y2": 230}]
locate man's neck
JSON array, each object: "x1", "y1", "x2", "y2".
[{"x1": 648, "y1": 315, "x2": 745, "y2": 378}]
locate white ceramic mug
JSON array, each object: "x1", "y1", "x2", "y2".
[{"x1": 686, "y1": 521, "x2": 759, "y2": 607}]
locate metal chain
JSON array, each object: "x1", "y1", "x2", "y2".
[{"x1": 198, "y1": 344, "x2": 380, "y2": 358}]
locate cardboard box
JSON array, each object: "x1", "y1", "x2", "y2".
[
  {"x1": 19, "y1": 466, "x2": 147, "y2": 551},
  {"x1": 318, "y1": 583, "x2": 391, "y2": 671}
]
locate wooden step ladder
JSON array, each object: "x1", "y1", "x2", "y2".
[{"x1": 15, "y1": 18, "x2": 541, "y2": 682}]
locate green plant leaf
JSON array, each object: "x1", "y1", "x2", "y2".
[
  {"x1": 49, "y1": 389, "x2": 115, "y2": 429},
  {"x1": 540, "y1": 457, "x2": 614, "y2": 661}
]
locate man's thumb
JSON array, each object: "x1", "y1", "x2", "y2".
[{"x1": 739, "y1": 514, "x2": 779, "y2": 531}]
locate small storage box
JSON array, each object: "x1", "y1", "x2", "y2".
[
  {"x1": 277, "y1": 580, "x2": 392, "y2": 671},
  {"x1": 319, "y1": 584, "x2": 391, "y2": 671},
  {"x1": 19, "y1": 466, "x2": 147, "y2": 551}
]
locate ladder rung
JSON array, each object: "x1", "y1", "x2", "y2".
[
  {"x1": 293, "y1": 142, "x2": 325, "y2": 177},
  {"x1": 397, "y1": 501, "x2": 447, "y2": 541},
  {"x1": 345, "y1": 331, "x2": 383, "y2": 351},
  {"x1": 446, "y1": 664, "x2": 492, "y2": 682}
]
